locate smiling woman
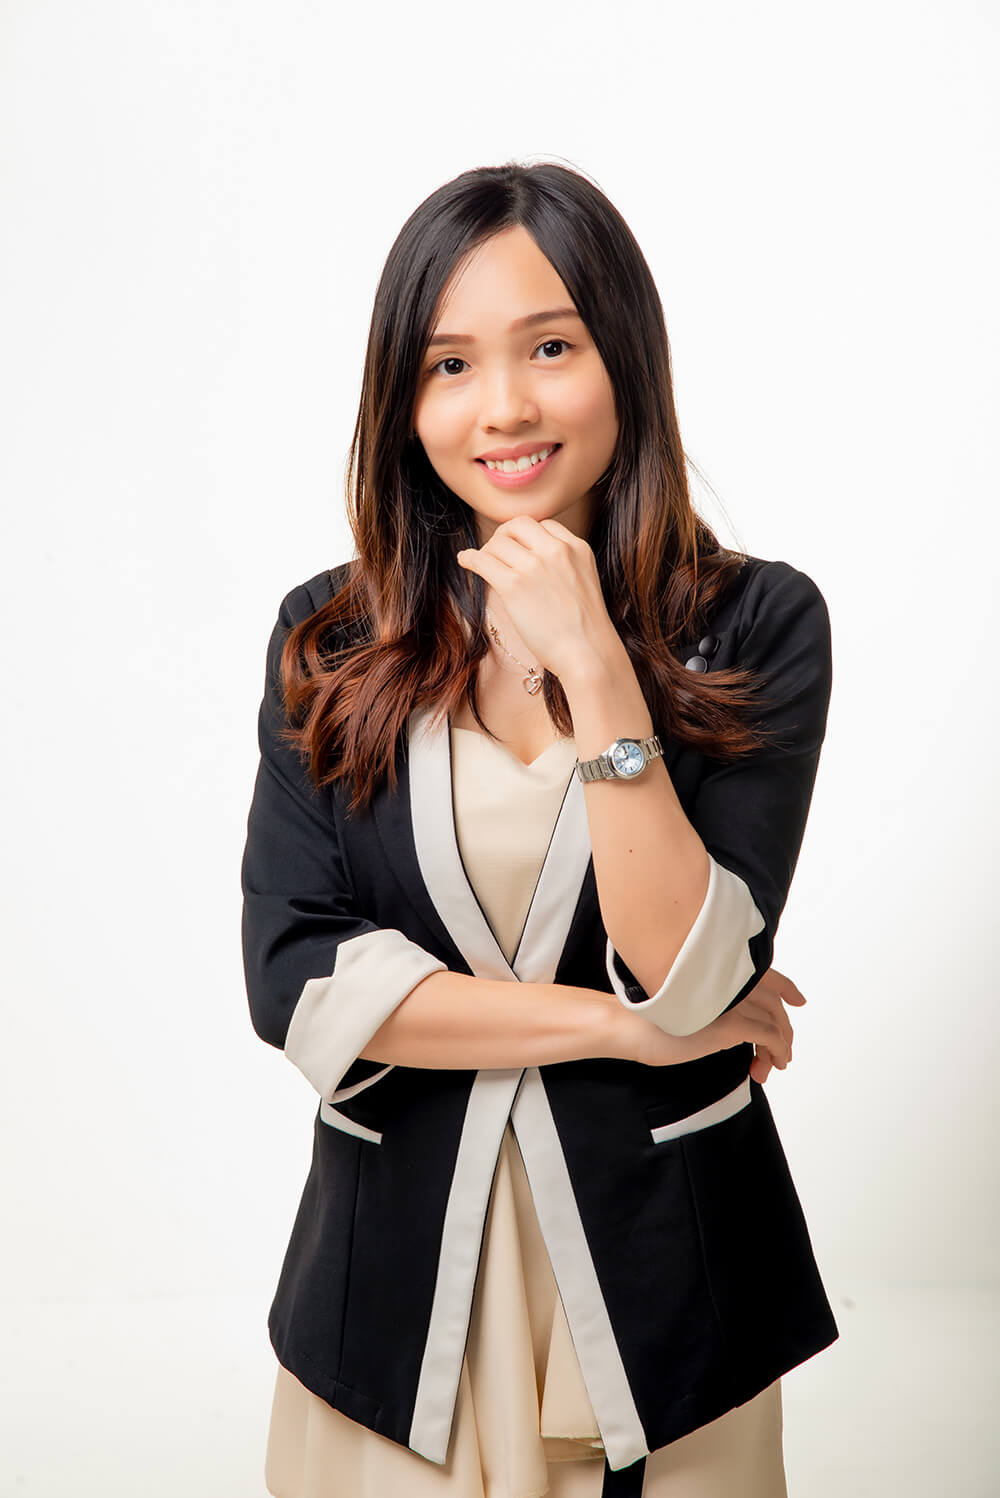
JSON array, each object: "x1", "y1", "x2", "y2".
[
  {"x1": 413, "y1": 239, "x2": 617, "y2": 540},
  {"x1": 241, "y1": 159, "x2": 837, "y2": 1498}
]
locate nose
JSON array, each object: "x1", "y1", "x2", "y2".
[{"x1": 479, "y1": 363, "x2": 540, "y2": 432}]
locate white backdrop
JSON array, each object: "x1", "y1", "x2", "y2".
[{"x1": 2, "y1": 1, "x2": 997, "y2": 1493}]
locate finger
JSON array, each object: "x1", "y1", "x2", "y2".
[
  {"x1": 765, "y1": 967, "x2": 807, "y2": 1005},
  {"x1": 751, "y1": 991, "x2": 796, "y2": 1050},
  {"x1": 750, "y1": 1047, "x2": 773, "y2": 1085},
  {"x1": 753, "y1": 1015, "x2": 790, "y2": 1068},
  {"x1": 721, "y1": 1008, "x2": 790, "y2": 1068},
  {"x1": 493, "y1": 515, "x2": 567, "y2": 557},
  {"x1": 539, "y1": 517, "x2": 593, "y2": 552},
  {"x1": 764, "y1": 993, "x2": 795, "y2": 1048},
  {"x1": 455, "y1": 548, "x2": 511, "y2": 590},
  {"x1": 478, "y1": 531, "x2": 548, "y2": 573},
  {"x1": 737, "y1": 995, "x2": 794, "y2": 1054},
  {"x1": 748, "y1": 968, "x2": 788, "y2": 1007}
]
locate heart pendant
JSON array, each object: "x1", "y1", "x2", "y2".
[{"x1": 523, "y1": 673, "x2": 543, "y2": 695}]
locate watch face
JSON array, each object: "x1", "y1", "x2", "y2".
[{"x1": 610, "y1": 740, "x2": 645, "y2": 777}]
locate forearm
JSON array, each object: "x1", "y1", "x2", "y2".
[
  {"x1": 359, "y1": 969, "x2": 629, "y2": 1070},
  {"x1": 562, "y1": 643, "x2": 711, "y2": 999}
]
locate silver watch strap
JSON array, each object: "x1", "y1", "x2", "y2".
[{"x1": 575, "y1": 734, "x2": 663, "y2": 782}]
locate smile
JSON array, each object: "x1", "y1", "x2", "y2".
[{"x1": 476, "y1": 445, "x2": 562, "y2": 487}]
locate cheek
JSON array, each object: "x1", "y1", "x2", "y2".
[
  {"x1": 557, "y1": 373, "x2": 618, "y2": 444},
  {"x1": 415, "y1": 397, "x2": 466, "y2": 460}
]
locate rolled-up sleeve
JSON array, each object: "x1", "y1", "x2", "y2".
[
  {"x1": 605, "y1": 561, "x2": 833, "y2": 1036},
  {"x1": 240, "y1": 583, "x2": 447, "y2": 1101}
]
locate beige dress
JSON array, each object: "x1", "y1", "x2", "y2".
[{"x1": 264, "y1": 725, "x2": 787, "y2": 1498}]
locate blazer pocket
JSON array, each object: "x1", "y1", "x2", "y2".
[
  {"x1": 317, "y1": 1061, "x2": 397, "y2": 1145},
  {"x1": 645, "y1": 1075, "x2": 752, "y2": 1144},
  {"x1": 319, "y1": 1098, "x2": 385, "y2": 1145},
  {"x1": 678, "y1": 1078, "x2": 837, "y2": 1369}
]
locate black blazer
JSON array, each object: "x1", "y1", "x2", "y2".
[{"x1": 240, "y1": 554, "x2": 839, "y2": 1474}]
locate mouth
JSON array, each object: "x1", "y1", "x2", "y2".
[{"x1": 475, "y1": 444, "x2": 562, "y2": 487}]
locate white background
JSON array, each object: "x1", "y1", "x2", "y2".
[{"x1": 1, "y1": 1, "x2": 997, "y2": 1493}]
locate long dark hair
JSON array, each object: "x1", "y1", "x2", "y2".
[{"x1": 279, "y1": 160, "x2": 767, "y2": 814}]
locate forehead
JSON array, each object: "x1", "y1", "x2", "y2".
[{"x1": 431, "y1": 227, "x2": 575, "y2": 333}]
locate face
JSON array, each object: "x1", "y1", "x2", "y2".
[{"x1": 411, "y1": 226, "x2": 619, "y2": 546}]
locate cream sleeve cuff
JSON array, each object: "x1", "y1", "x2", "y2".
[
  {"x1": 605, "y1": 854, "x2": 765, "y2": 1036},
  {"x1": 284, "y1": 928, "x2": 449, "y2": 1101}
]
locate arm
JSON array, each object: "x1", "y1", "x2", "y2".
[
  {"x1": 241, "y1": 583, "x2": 625, "y2": 1096},
  {"x1": 563, "y1": 659, "x2": 714, "y2": 1021},
  {"x1": 241, "y1": 582, "x2": 448, "y2": 1103},
  {"x1": 359, "y1": 971, "x2": 622, "y2": 1069},
  {"x1": 359, "y1": 967, "x2": 798, "y2": 1073},
  {"x1": 576, "y1": 562, "x2": 833, "y2": 1036},
  {"x1": 453, "y1": 525, "x2": 831, "y2": 1044}
]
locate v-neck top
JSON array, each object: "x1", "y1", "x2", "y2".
[{"x1": 448, "y1": 724, "x2": 581, "y2": 972}]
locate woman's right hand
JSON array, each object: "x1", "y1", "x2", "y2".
[{"x1": 613, "y1": 966, "x2": 806, "y2": 1080}]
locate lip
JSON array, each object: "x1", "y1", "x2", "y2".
[
  {"x1": 475, "y1": 444, "x2": 562, "y2": 488},
  {"x1": 476, "y1": 440, "x2": 560, "y2": 461}
]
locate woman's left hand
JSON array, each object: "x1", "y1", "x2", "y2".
[
  {"x1": 456, "y1": 516, "x2": 622, "y2": 681},
  {"x1": 745, "y1": 966, "x2": 807, "y2": 1083}
]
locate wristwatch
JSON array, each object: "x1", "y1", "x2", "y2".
[{"x1": 574, "y1": 734, "x2": 664, "y2": 783}]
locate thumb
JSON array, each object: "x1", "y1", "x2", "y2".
[{"x1": 749, "y1": 1048, "x2": 773, "y2": 1085}]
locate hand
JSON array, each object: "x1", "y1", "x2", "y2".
[
  {"x1": 742, "y1": 967, "x2": 806, "y2": 1083},
  {"x1": 456, "y1": 516, "x2": 621, "y2": 680},
  {"x1": 618, "y1": 965, "x2": 806, "y2": 1077}
]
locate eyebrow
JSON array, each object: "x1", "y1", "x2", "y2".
[{"x1": 426, "y1": 307, "x2": 583, "y2": 348}]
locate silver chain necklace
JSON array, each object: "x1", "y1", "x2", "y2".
[{"x1": 485, "y1": 610, "x2": 543, "y2": 696}]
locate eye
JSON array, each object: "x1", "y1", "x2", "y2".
[
  {"x1": 425, "y1": 339, "x2": 573, "y2": 379},
  {"x1": 535, "y1": 338, "x2": 571, "y2": 360},
  {"x1": 428, "y1": 356, "x2": 469, "y2": 378}
]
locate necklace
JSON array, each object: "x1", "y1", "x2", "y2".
[{"x1": 485, "y1": 610, "x2": 543, "y2": 695}]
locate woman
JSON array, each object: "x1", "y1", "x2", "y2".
[{"x1": 241, "y1": 161, "x2": 839, "y2": 1498}]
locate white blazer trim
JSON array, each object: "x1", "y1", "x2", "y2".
[
  {"x1": 318, "y1": 1065, "x2": 396, "y2": 1144},
  {"x1": 510, "y1": 1068, "x2": 649, "y2": 1470},
  {"x1": 407, "y1": 1067, "x2": 524, "y2": 1463},
  {"x1": 405, "y1": 704, "x2": 647, "y2": 1468},
  {"x1": 605, "y1": 853, "x2": 765, "y2": 1036},
  {"x1": 649, "y1": 1075, "x2": 752, "y2": 1144},
  {"x1": 317, "y1": 1099, "x2": 385, "y2": 1145}
]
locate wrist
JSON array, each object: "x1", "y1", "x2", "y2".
[
  {"x1": 557, "y1": 635, "x2": 630, "y2": 695},
  {"x1": 559, "y1": 645, "x2": 656, "y2": 761},
  {"x1": 589, "y1": 991, "x2": 645, "y2": 1062}
]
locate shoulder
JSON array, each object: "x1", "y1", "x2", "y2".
[
  {"x1": 261, "y1": 562, "x2": 358, "y2": 718},
  {"x1": 722, "y1": 555, "x2": 831, "y2": 660},
  {"x1": 720, "y1": 556, "x2": 833, "y2": 743},
  {"x1": 275, "y1": 559, "x2": 357, "y2": 628},
  {"x1": 725, "y1": 554, "x2": 828, "y2": 625}
]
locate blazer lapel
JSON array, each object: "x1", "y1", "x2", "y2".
[
  {"x1": 369, "y1": 724, "x2": 470, "y2": 968},
  {"x1": 406, "y1": 704, "x2": 594, "y2": 985},
  {"x1": 510, "y1": 750, "x2": 593, "y2": 984}
]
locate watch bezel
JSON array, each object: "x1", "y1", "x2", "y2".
[
  {"x1": 607, "y1": 737, "x2": 648, "y2": 778},
  {"x1": 574, "y1": 732, "x2": 663, "y2": 783}
]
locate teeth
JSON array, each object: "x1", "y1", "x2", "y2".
[{"x1": 484, "y1": 446, "x2": 555, "y2": 472}]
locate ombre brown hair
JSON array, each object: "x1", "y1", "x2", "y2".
[{"x1": 279, "y1": 160, "x2": 769, "y2": 814}]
